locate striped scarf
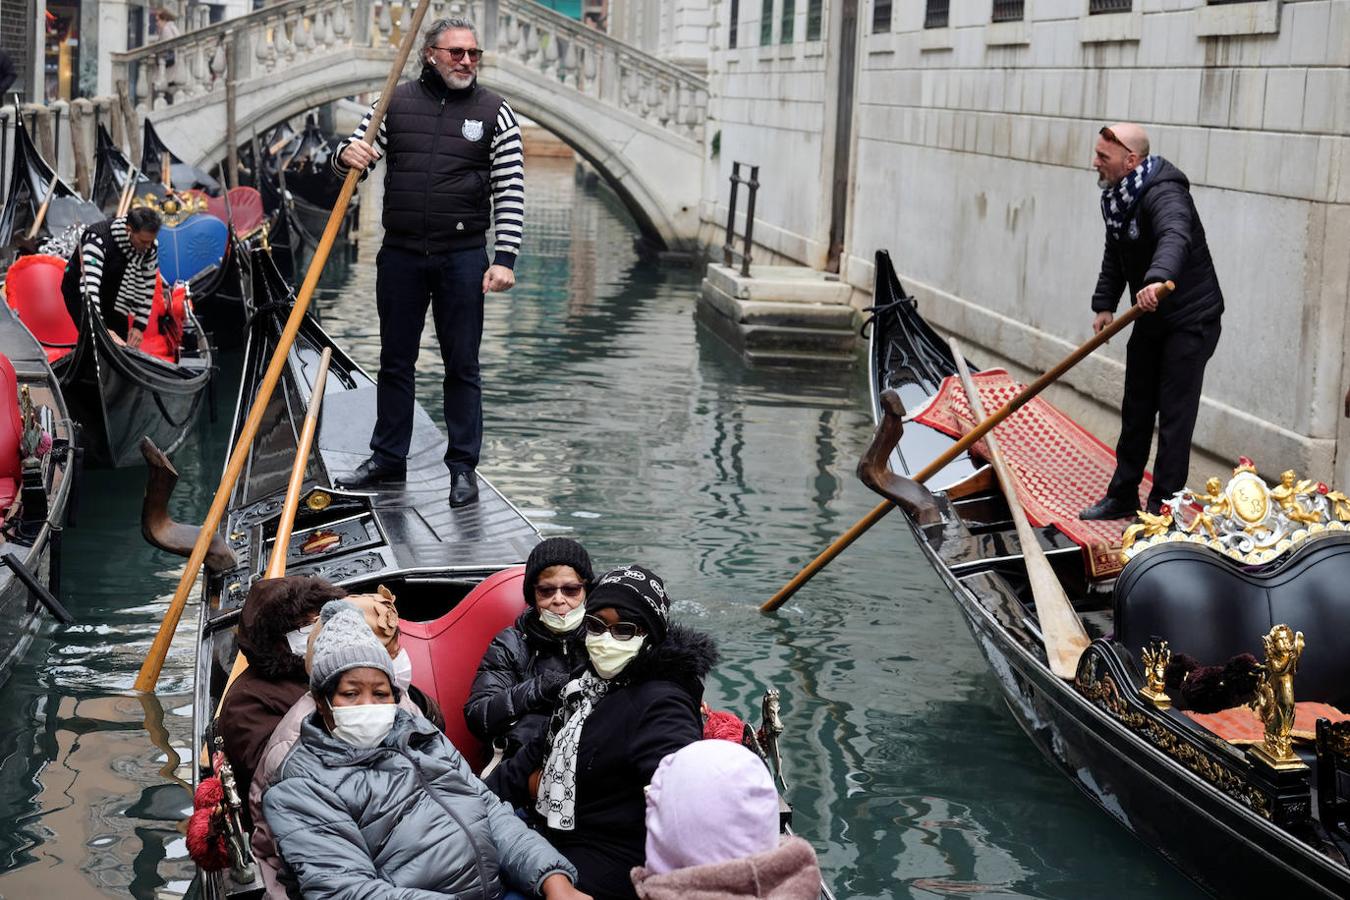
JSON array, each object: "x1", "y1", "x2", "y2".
[
  {"x1": 1100, "y1": 155, "x2": 1157, "y2": 241},
  {"x1": 535, "y1": 671, "x2": 611, "y2": 831}
]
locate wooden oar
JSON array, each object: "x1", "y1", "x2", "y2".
[
  {"x1": 760, "y1": 281, "x2": 1174, "y2": 613},
  {"x1": 26, "y1": 179, "x2": 59, "y2": 240},
  {"x1": 161, "y1": 150, "x2": 172, "y2": 190},
  {"x1": 116, "y1": 165, "x2": 140, "y2": 217},
  {"x1": 951, "y1": 338, "x2": 1090, "y2": 679},
  {"x1": 134, "y1": 0, "x2": 433, "y2": 693},
  {"x1": 215, "y1": 347, "x2": 333, "y2": 713}
]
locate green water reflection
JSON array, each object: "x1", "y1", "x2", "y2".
[{"x1": 0, "y1": 158, "x2": 1201, "y2": 898}]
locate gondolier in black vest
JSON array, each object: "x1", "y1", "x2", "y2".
[
  {"x1": 59, "y1": 207, "x2": 163, "y2": 349},
  {"x1": 332, "y1": 16, "x2": 524, "y2": 508},
  {"x1": 1079, "y1": 123, "x2": 1224, "y2": 521}
]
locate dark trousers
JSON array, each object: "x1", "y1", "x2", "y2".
[
  {"x1": 1106, "y1": 316, "x2": 1222, "y2": 510},
  {"x1": 371, "y1": 245, "x2": 487, "y2": 473}
]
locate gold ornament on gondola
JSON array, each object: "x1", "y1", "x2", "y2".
[
  {"x1": 1138, "y1": 640, "x2": 1172, "y2": 709},
  {"x1": 1121, "y1": 458, "x2": 1350, "y2": 565},
  {"x1": 1248, "y1": 624, "x2": 1307, "y2": 772},
  {"x1": 131, "y1": 189, "x2": 209, "y2": 226}
]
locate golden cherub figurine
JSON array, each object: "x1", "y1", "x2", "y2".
[
  {"x1": 1121, "y1": 508, "x2": 1173, "y2": 551},
  {"x1": 1138, "y1": 640, "x2": 1171, "y2": 708},
  {"x1": 1249, "y1": 624, "x2": 1305, "y2": 769},
  {"x1": 1271, "y1": 470, "x2": 1321, "y2": 525}
]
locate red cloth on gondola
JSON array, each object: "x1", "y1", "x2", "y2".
[
  {"x1": 138, "y1": 274, "x2": 186, "y2": 362},
  {"x1": 1183, "y1": 701, "x2": 1350, "y2": 744},
  {"x1": 4, "y1": 254, "x2": 78, "y2": 363},
  {"x1": 0, "y1": 354, "x2": 22, "y2": 512},
  {"x1": 911, "y1": 368, "x2": 1154, "y2": 579}
]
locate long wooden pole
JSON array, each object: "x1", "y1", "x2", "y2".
[
  {"x1": 25, "y1": 179, "x2": 59, "y2": 240},
  {"x1": 134, "y1": 0, "x2": 432, "y2": 693},
  {"x1": 760, "y1": 283, "x2": 1174, "y2": 613},
  {"x1": 951, "y1": 338, "x2": 1090, "y2": 679}
]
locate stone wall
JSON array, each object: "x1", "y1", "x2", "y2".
[
  {"x1": 1, "y1": 0, "x2": 35, "y2": 100},
  {"x1": 702, "y1": 0, "x2": 1350, "y2": 487}
]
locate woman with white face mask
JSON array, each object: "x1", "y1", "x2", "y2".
[
  {"x1": 264, "y1": 601, "x2": 592, "y2": 900},
  {"x1": 489, "y1": 566, "x2": 719, "y2": 900},
  {"x1": 466, "y1": 538, "x2": 592, "y2": 774}
]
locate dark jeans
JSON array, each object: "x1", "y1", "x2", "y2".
[
  {"x1": 371, "y1": 245, "x2": 487, "y2": 473},
  {"x1": 1106, "y1": 316, "x2": 1222, "y2": 510}
]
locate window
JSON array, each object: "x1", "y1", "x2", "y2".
[
  {"x1": 729, "y1": 0, "x2": 740, "y2": 48},
  {"x1": 925, "y1": 0, "x2": 949, "y2": 28},
  {"x1": 761, "y1": 0, "x2": 774, "y2": 44},
  {"x1": 1088, "y1": 0, "x2": 1132, "y2": 11},
  {"x1": 991, "y1": 0, "x2": 1024, "y2": 21},
  {"x1": 781, "y1": 0, "x2": 795, "y2": 42},
  {"x1": 806, "y1": 0, "x2": 822, "y2": 39},
  {"x1": 873, "y1": 0, "x2": 892, "y2": 33}
]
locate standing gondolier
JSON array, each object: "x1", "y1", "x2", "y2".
[
  {"x1": 333, "y1": 16, "x2": 524, "y2": 508},
  {"x1": 60, "y1": 207, "x2": 163, "y2": 348},
  {"x1": 1078, "y1": 123, "x2": 1224, "y2": 521}
]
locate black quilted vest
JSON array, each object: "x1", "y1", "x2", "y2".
[
  {"x1": 381, "y1": 66, "x2": 502, "y2": 254},
  {"x1": 60, "y1": 218, "x2": 129, "y2": 324}
]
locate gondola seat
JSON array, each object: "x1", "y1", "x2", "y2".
[
  {"x1": 0, "y1": 353, "x2": 25, "y2": 511},
  {"x1": 205, "y1": 187, "x2": 265, "y2": 236},
  {"x1": 4, "y1": 254, "x2": 78, "y2": 364},
  {"x1": 398, "y1": 566, "x2": 528, "y2": 768},
  {"x1": 158, "y1": 214, "x2": 228, "y2": 285},
  {"x1": 139, "y1": 274, "x2": 187, "y2": 362},
  {"x1": 1115, "y1": 537, "x2": 1350, "y2": 709}
]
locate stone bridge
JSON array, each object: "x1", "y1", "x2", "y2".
[{"x1": 111, "y1": 0, "x2": 707, "y2": 250}]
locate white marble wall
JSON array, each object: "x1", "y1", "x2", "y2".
[
  {"x1": 608, "y1": 0, "x2": 714, "y2": 69},
  {"x1": 704, "y1": 0, "x2": 1350, "y2": 485}
]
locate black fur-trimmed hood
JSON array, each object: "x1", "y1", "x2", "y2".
[
  {"x1": 619, "y1": 623, "x2": 719, "y2": 695},
  {"x1": 237, "y1": 576, "x2": 346, "y2": 681}
]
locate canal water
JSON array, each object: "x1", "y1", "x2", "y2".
[{"x1": 0, "y1": 157, "x2": 1203, "y2": 899}]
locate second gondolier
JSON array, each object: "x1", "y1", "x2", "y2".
[{"x1": 333, "y1": 16, "x2": 525, "y2": 509}]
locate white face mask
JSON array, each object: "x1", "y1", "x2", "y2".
[
  {"x1": 285, "y1": 623, "x2": 315, "y2": 658},
  {"x1": 392, "y1": 648, "x2": 414, "y2": 690},
  {"x1": 585, "y1": 632, "x2": 645, "y2": 680},
  {"x1": 539, "y1": 604, "x2": 586, "y2": 634},
  {"x1": 330, "y1": 702, "x2": 398, "y2": 749}
]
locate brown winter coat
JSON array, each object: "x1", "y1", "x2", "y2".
[{"x1": 630, "y1": 836, "x2": 821, "y2": 900}]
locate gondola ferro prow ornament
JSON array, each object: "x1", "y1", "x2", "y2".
[
  {"x1": 856, "y1": 389, "x2": 941, "y2": 526},
  {"x1": 1249, "y1": 624, "x2": 1308, "y2": 773},
  {"x1": 759, "y1": 688, "x2": 789, "y2": 792},
  {"x1": 139, "y1": 437, "x2": 237, "y2": 572}
]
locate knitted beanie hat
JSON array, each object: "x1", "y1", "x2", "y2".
[
  {"x1": 586, "y1": 565, "x2": 670, "y2": 642},
  {"x1": 524, "y1": 538, "x2": 594, "y2": 606},
  {"x1": 309, "y1": 600, "x2": 397, "y2": 695}
]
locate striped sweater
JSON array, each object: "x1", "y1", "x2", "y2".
[
  {"x1": 334, "y1": 83, "x2": 525, "y2": 266},
  {"x1": 78, "y1": 217, "x2": 158, "y2": 330}
]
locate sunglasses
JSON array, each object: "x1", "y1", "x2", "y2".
[
  {"x1": 1099, "y1": 126, "x2": 1139, "y2": 157},
  {"x1": 432, "y1": 46, "x2": 483, "y2": 62},
  {"x1": 584, "y1": 615, "x2": 646, "y2": 642},
  {"x1": 534, "y1": 583, "x2": 585, "y2": 600}
]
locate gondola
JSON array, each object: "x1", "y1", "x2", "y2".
[
  {"x1": 864, "y1": 250, "x2": 1350, "y2": 897},
  {"x1": 141, "y1": 118, "x2": 220, "y2": 194},
  {"x1": 274, "y1": 115, "x2": 352, "y2": 247},
  {"x1": 0, "y1": 115, "x2": 102, "y2": 253},
  {"x1": 0, "y1": 304, "x2": 77, "y2": 688},
  {"x1": 89, "y1": 123, "x2": 164, "y2": 215},
  {"x1": 168, "y1": 251, "x2": 826, "y2": 898}
]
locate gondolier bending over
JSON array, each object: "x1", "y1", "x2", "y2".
[
  {"x1": 333, "y1": 15, "x2": 525, "y2": 508},
  {"x1": 60, "y1": 207, "x2": 163, "y2": 349},
  {"x1": 1079, "y1": 123, "x2": 1224, "y2": 521}
]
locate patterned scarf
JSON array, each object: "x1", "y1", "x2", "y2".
[
  {"x1": 1100, "y1": 155, "x2": 1157, "y2": 241},
  {"x1": 109, "y1": 216, "x2": 157, "y2": 325},
  {"x1": 535, "y1": 671, "x2": 611, "y2": 831}
]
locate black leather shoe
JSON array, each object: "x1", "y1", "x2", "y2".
[
  {"x1": 449, "y1": 471, "x2": 479, "y2": 508},
  {"x1": 1078, "y1": 496, "x2": 1136, "y2": 521},
  {"x1": 336, "y1": 456, "x2": 406, "y2": 490}
]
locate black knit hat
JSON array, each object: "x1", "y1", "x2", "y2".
[
  {"x1": 586, "y1": 565, "x2": 670, "y2": 642},
  {"x1": 524, "y1": 538, "x2": 594, "y2": 606}
]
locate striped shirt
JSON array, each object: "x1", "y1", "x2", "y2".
[
  {"x1": 335, "y1": 92, "x2": 526, "y2": 265},
  {"x1": 78, "y1": 217, "x2": 158, "y2": 330}
]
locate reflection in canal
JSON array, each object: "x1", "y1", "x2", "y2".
[{"x1": 0, "y1": 157, "x2": 1200, "y2": 898}]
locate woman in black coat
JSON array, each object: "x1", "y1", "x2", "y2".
[
  {"x1": 466, "y1": 538, "x2": 592, "y2": 769},
  {"x1": 492, "y1": 565, "x2": 718, "y2": 900}
]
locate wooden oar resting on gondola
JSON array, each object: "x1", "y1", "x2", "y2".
[
  {"x1": 0, "y1": 115, "x2": 102, "y2": 252},
  {"x1": 858, "y1": 250, "x2": 1350, "y2": 897}
]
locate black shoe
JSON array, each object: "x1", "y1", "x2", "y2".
[
  {"x1": 1078, "y1": 496, "x2": 1136, "y2": 521},
  {"x1": 336, "y1": 456, "x2": 406, "y2": 490},
  {"x1": 449, "y1": 470, "x2": 479, "y2": 508}
]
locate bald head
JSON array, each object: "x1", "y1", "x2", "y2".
[{"x1": 1094, "y1": 122, "x2": 1151, "y2": 188}]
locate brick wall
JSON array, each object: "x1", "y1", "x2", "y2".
[{"x1": 1, "y1": 0, "x2": 33, "y2": 100}]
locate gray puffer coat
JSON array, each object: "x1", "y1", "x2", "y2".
[{"x1": 263, "y1": 708, "x2": 576, "y2": 899}]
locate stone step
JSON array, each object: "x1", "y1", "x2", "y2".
[
  {"x1": 695, "y1": 300, "x2": 857, "y2": 366},
  {"x1": 700, "y1": 279, "x2": 859, "y2": 330},
  {"x1": 704, "y1": 263, "x2": 854, "y2": 305}
]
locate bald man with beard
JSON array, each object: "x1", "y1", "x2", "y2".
[{"x1": 1078, "y1": 123, "x2": 1225, "y2": 522}]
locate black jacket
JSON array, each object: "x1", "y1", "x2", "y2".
[
  {"x1": 380, "y1": 66, "x2": 504, "y2": 254},
  {"x1": 490, "y1": 625, "x2": 718, "y2": 900},
  {"x1": 1092, "y1": 158, "x2": 1223, "y2": 330},
  {"x1": 465, "y1": 609, "x2": 585, "y2": 755}
]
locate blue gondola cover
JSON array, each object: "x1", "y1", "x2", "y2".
[{"x1": 158, "y1": 213, "x2": 228, "y2": 284}]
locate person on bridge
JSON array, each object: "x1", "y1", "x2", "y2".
[
  {"x1": 1078, "y1": 123, "x2": 1224, "y2": 521},
  {"x1": 333, "y1": 16, "x2": 525, "y2": 508},
  {"x1": 60, "y1": 207, "x2": 163, "y2": 349}
]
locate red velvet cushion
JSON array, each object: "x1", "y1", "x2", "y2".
[
  {"x1": 5, "y1": 254, "x2": 77, "y2": 362},
  {"x1": 0, "y1": 353, "x2": 25, "y2": 509}
]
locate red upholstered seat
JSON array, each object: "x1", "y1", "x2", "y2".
[
  {"x1": 140, "y1": 273, "x2": 187, "y2": 362},
  {"x1": 4, "y1": 254, "x2": 78, "y2": 363},
  {"x1": 0, "y1": 353, "x2": 25, "y2": 511},
  {"x1": 398, "y1": 566, "x2": 528, "y2": 767},
  {"x1": 205, "y1": 187, "x2": 265, "y2": 235}
]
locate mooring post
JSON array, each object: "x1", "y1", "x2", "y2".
[
  {"x1": 116, "y1": 80, "x2": 140, "y2": 168},
  {"x1": 224, "y1": 35, "x2": 240, "y2": 190},
  {"x1": 70, "y1": 98, "x2": 92, "y2": 199}
]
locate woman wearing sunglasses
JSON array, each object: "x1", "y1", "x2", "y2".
[
  {"x1": 467, "y1": 538, "x2": 594, "y2": 774},
  {"x1": 491, "y1": 565, "x2": 719, "y2": 900}
]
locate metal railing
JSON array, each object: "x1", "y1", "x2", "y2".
[
  {"x1": 1088, "y1": 0, "x2": 1132, "y2": 12},
  {"x1": 722, "y1": 162, "x2": 759, "y2": 278},
  {"x1": 925, "y1": 0, "x2": 950, "y2": 29},
  {"x1": 991, "y1": 0, "x2": 1024, "y2": 22}
]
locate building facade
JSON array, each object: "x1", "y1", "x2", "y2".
[{"x1": 697, "y1": 0, "x2": 1350, "y2": 487}]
